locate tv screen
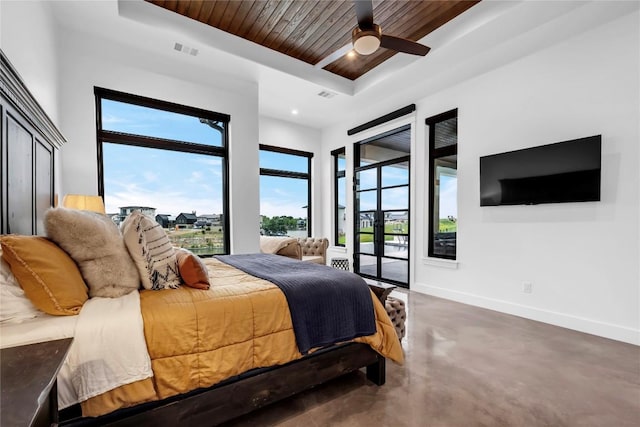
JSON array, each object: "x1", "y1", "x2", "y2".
[{"x1": 480, "y1": 135, "x2": 601, "y2": 206}]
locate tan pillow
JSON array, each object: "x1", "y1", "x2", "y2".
[
  {"x1": 174, "y1": 248, "x2": 210, "y2": 290},
  {"x1": 121, "y1": 211, "x2": 181, "y2": 290},
  {"x1": 0, "y1": 235, "x2": 88, "y2": 316},
  {"x1": 44, "y1": 207, "x2": 140, "y2": 298}
]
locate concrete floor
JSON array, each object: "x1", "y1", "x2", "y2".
[{"x1": 221, "y1": 291, "x2": 640, "y2": 427}]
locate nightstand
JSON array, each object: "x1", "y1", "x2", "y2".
[{"x1": 1, "y1": 338, "x2": 73, "y2": 427}]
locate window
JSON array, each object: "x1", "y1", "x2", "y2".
[
  {"x1": 332, "y1": 148, "x2": 347, "y2": 246},
  {"x1": 95, "y1": 87, "x2": 230, "y2": 255},
  {"x1": 259, "y1": 145, "x2": 312, "y2": 238},
  {"x1": 426, "y1": 109, "x2": 457, "y2": 259}
]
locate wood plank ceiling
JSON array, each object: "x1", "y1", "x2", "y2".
[{"x1": 146, "y1": 1, "x2": 480, "y2": 81}]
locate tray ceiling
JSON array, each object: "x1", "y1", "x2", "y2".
[{"x1": 146, "y1": 0, "x2": 480, "y2": 81}]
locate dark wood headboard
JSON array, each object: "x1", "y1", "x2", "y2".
[{"x1": 0, "y1": 50, "x2": 67, "y2": 236}]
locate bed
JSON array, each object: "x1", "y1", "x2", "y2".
[{"x1": 0, "y1": 231, "x2": 402, "y2": 426}]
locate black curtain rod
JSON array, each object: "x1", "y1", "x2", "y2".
[{"x1": 347, "y1": 104, "x2": 416, "y2": 136}]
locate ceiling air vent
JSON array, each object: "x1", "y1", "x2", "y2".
[
  {"x1": 174, "y1": 42, "x2": 198, "y2": 56},
  {"x1": 317, "y1": 90, "x2": 337, "y2": 99}
]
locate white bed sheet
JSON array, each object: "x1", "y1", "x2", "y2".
[
  {"x1": 0, "y1": 314, "x2": 79, "y2": 408},
  {"x1": 0, "y1": 290, "x2": 153, "y2": 411}
]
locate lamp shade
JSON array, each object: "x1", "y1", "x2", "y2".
[{"x1": 62, "y1": 194, "x2": 106, "y2": 214}]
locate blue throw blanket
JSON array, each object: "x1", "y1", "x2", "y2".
[{"x1": 216, "y1": 254, "x2": 376, "y2": 354}]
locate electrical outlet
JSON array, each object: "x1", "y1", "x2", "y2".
[{"x1": 522, "y1": 282, "x2": 533, "y2": 294}]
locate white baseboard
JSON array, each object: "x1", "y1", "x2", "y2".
[{"x1": 412, "y1": 282, "x2": 640, "y2": 346}]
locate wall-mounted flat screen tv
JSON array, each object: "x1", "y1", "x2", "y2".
[{"x1": 480, "y1": 135, "x2": 601, "y2": 206}]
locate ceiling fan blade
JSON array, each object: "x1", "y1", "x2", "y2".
[
  {"x1": 380, "y1": 34, "x2": 430, "y2": 56},
  {"x1": 354, "y1": 0, "x2": 374, "y2": 29}
]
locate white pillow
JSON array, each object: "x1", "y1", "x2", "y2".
[
  {"x1": 121, "y1": 211, "x2": 181, "y2": 290},
  {"x1": 0, "y1": 253, "x2": 42, "y2": 323}
]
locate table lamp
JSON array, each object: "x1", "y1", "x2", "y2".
[{"x1": 62, "y1": 194, "x2": 106, "y2": 214}]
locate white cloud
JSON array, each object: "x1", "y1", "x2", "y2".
[
  {"x1": 143, "y1": 171, "x2": 158, "y2": 182},
  {"x1": 102, "y1": 114, "x2": 129, "y2": 124},
  {"x1": 439, "y1": 178, "x2": 458, "y2": 218},
  {"x1": 188, "y1": 171, "x2": 204, "y2": 183},
  {"x1": 260, "y1": 199, "x2": 307, "y2": 218},
  {"x1": 104, "y1": 175, "x2": 223, "y2": 217}
]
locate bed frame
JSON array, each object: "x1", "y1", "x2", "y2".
[
  {"x1": 60, "y1": 342, "x2": 384, "y2": 426},
  {"x1": 59, "y1": 282, "x2": 394, "y2": 426},
  {"x1": 60, "y1": 282, "x2": 393, "y2": 426}
]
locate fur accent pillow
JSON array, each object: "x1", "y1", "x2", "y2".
[
  {"x1": 121, "y1": 211, "x2": 181, "y2": 290},
  {"x1": 174, "y1": 247, "x2": 211, "y2": 290},
  {"x1": 44, "y1": 207, "x2": 140, "y2": 298}
]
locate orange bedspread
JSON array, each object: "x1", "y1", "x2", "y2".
[{"x1": 81, "y1": 258, "x2": 403, "y2": 417}]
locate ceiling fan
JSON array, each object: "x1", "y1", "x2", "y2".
[{"x1": 351, "y1": 0, "x2": 431, "y2": 56}]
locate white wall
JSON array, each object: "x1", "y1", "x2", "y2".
[
  {"x1": 322, "y1": 11, "x2": 640, "y2": 344},
  {"x1": 1, "y1": 0, "x2": 64, "y2": 207},
  {"x1": 0, "y1": 0, "x2": 60, "y2": 123},
  {"x1": 259, "y1": 116, "x2": 323, "y2": 236}
]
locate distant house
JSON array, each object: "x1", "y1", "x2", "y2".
[
  {"x1": 155, "y1": 214, "x2": 175, "y2": 228},
  {"x1": 360, "y1": 213, "x2": 373, "y2": 229},
  {"x1": 196, "y1": 214, "x2": 220, "y2": 227},
  {"x1": 117, "y1": 206, "x2": 156, "y2": 223},
  {"x1": 106, "y1": 213, "x2": 121, "y2": 225},
  {"x1": 176, "y1": 212, "x2": 198, "y2": 226},
  {"x1": 386, "y1": 211, "x2": 408, "y2": 222}
]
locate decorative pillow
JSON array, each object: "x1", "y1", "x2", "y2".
[
  {"x1": 121, "y1": 211, "x2": 181, "y2": 290},
  {"x1": 44, "y1": 207, "x2": 140, "y2": 298},
  {"x1": 0, "y1": 250, "x2": 44, "y2": 323},
  {"x1": 174, "y1": 248, "x2": 211, "y2": 290},
  {"x1": 0, "y1": 235, "x2": 88, "y2": 316}
]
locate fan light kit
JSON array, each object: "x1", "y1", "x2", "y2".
[
  {"x1": 352, "y1": 25, "x2": 381, "y2": 56},
  {"x1": 351, "y1": 0, "x2": 430, "y2": 57}
]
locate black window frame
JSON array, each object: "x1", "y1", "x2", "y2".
[
  {"x1": 259, "y1": 144, "x2": 313, "y2": 237},
  {"x1": 331, "y1": 147, "x2": 346, "y2": 247},
  {"x1": 94, "y1": 86, "x2": 231, "y2": 254},
  {"x1": 426, "y1": 108, "x2": 458, "y2": 260}
]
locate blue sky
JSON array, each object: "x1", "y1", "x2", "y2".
[
  {"x1": 102, "y1": 99, "x2": 456, "y2": 219},
  {"x1": 102, "y1": 99, "x2": 309, "y2": 218}
]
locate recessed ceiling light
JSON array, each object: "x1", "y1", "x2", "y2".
[
  {"x1": 346, "y1": 50, "x2": 356, "y2": 59},
  {"x1": 291, "y1": 109, "x2": 299, "y2": 115}
]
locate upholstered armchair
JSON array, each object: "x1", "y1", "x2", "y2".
[
  {"x1": 297, "y1": 237, "x2": 329, "y2": 264},
  {"x1": 260, "y1": 236, "x2": 301, "y2": 260}
]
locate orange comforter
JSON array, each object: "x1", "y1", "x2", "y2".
[{"x1": 81, "y1": 258, "x2": 403, "y2": 417}]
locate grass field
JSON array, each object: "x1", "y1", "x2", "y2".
[
  {"x1": 339, "y1": 219, "x2": 455, "y2": 245},
  {"x1": 439, "y1": 218, "x2": 457, "y2": 232},
  {"x1": 166, "y1": 218, "x2": 455, "y2": 252}
]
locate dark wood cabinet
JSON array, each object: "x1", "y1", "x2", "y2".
[{"x1": 0, "y1": 50, "x2": 66, "y2": 235}]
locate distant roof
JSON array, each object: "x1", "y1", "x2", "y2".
[
  {"x1": 198, "y1": 214, "x2": 219, "y2": 219},
  {"x1": 178, "y1": 212, "x2": 198, "y2": 220},
  {"x1": 120, "y1": 206, "x2": 155, "y2": 210}
]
